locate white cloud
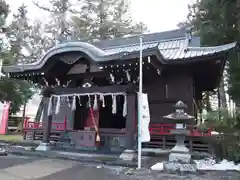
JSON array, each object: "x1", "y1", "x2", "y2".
[{"x1": 130, "y1": 0, "x2": 194, "y2": 32}]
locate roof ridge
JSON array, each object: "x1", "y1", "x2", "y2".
[
  {"x1": 102, "y1": 37, "x2": 186, "y2": 50},
  {"x1": 95, "y1": 28, "x2": 186, "y2": 44}
]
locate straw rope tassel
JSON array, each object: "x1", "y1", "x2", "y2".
[
  {"x1": 112, "y1": 95, "x2": 117, "y2": 114},
  {"x1": 123, "y1": 95, "x2": 127, "y2": 117},
  {"x1": 78, "y1": 95, "x2": 82, "y2": 106},
  {"x1": 71, "y1": 96, "x2": 76, "y2": 111},
  {"x1": 47, "y1": 96, "x2": 53, "y2": 116},
  {"x1": 100, "y1": 94, "x2": 105, "y2": 107},
  {"x1": 67, "y1": 96, "x2": 71, "y2": 107},
  {"x1": 93, "y1": 94, "x2": 98, "y2": 110},
  {"x1": 55, "y1": 96, "x2": 61, "y2": 114},
  {"x1": 87, "y1": 95, "x2": 91, "y2": 108}
]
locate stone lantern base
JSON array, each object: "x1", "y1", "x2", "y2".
[
  {"x1": 169, "y1": 152, "x2": 191, "y2": 164},
  {"x1": 169, "y1": 129, "x2": 191, "y2": 164}
]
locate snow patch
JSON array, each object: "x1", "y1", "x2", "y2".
[
  {"x1": 151, "y1": 162, "x2": 164, "y2": 171},
  {"x1": 194, "y1": 159, "x2": 240, "y2": 171},
  {"x1": 151, "y1": 159, "x2": 240, "y2": 171}
]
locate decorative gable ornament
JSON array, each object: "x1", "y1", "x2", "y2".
[{"x1": 82, "y1": 78, "x2": 93, "y2": 88}]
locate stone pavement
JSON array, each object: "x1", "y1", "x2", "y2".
[
  {"x1": 0, "y1": 155, "x2": 240, "y2": 180},
  {"x1": 0, "y1": 156, "x2": 78, "y2": 180}
]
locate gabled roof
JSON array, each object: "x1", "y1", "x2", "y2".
[{"x1": 2, "y1": 28, "x2": 239, "y2": 73}]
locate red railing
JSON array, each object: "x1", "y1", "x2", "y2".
[
  {"x1": 23, "y1": 116, "x2": 67, "y2": 131},
  {"x1": 23, "y1": 117, "x2": 212, "y2": 137},
  {"x1": 189, "y1": 127, "x2": 212, "y2": 136},
  {"x1": 149, "y1": 124, "x2": 212, "y2": 137},
  {"x1": 150, "y1": 124, "x2": 175, "y2": 135}
]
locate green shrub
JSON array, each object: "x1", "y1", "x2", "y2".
[{"x1": 205, "y1": 108, "x2": 240, "y2": 163}]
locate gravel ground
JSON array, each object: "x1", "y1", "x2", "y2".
[
  {"x1": 0, "y1": 155, "x2": 239, "y2": 180},
  {"x1": 119, "y1": 168, "x2": 240, "y2": 180}
]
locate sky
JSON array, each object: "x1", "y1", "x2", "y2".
[
  {"x1": 7, "y1": 0, "x2": 195, "y2": 33},
  {"x1": 6, "y1": 0, "x2": 195, "y2": 115}
]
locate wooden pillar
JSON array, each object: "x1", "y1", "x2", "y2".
[
  {"x1": 42, "y1": 95, "x2": 53, "y2": 143},
  {"x1": 125, "y1": 93, "x2": 136, "y2": 149}
]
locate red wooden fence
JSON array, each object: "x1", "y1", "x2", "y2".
[
  {"x1": 149, "y1": 124, "x2": 212, "y2": 137},
  {"x1": 23, "y1": 117, "x2": 212, "y2": 137},
  {"x1": 23, "y1": 116, "x2": 67, "y2": 131}
]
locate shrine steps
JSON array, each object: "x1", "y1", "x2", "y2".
[{"x1": 24, "y1": 131, "x2": 63, "y2": 141}]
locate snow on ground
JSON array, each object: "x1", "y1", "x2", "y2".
[
  {"x1": 151, "y1": 162, "x2": 164, "y2": 171},
  {"x1": 194, "y1": 159, "x2": 240, "y2": 171},
  {"x1": 151, "y1": 159, "x2": 240, "y2": 171}
]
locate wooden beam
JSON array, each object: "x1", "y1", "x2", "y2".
[
  {"x1": 53, "y1": 84, "x2": 136, "y2": 95},
  {"x1": 44, "y1": 71, "x2": 109, "y2": 80},
  {"x1": 150, "y1": 58, "x2": 164, "y2": 71}
]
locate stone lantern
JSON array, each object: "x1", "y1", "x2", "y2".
[{"x1": 163, "y1": 101, "x2": 194, "y2": 163}]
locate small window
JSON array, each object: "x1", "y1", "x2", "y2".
[
  {"x1": 89, "y1": 135, "x2": 92, "y2": 140},
  {"x1": 80, "y1": 135, "x2": 84, "y2": 140}
]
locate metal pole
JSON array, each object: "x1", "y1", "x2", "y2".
[{"x1": 137, "y1": 36, "x2": 143, "y2": 169}]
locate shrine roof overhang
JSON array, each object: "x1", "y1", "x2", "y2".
[{"x1": 2, "y1": 33, "x2": 239, "y2": 74}]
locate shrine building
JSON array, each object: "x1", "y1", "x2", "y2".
[{"x1": 3, "y1": 28, "x2": 239, "y2": 152}]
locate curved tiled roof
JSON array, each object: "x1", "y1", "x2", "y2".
[
  {"x1": 19, "y1": 42, "x2": 109, "y2": 66},
  {"x1": 103, "y1": 38, "x2": 238, "y2": 60},
  {"x1": 2, "y1": 28, "x2": 239, "y2": 73},
  {"x1": 163, "y1": 42, "x2": 237, "y2": 60}
]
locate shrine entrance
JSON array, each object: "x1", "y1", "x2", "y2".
[
  {"x1": 73, "y1": 96, "x2": 88, "y2": 130},
  {"x1": 72, "y1": 94, "x2": 127, "y2": 130},
  {"x1": 99, "y1": 95, "x2": 126, "y2": 129},
  {"x1": 57, "y1": 86, "x2": 131, "y2": 151}
]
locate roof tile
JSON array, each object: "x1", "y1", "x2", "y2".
[{"x1": 103, "y1": 38, "x2": 237, "y2": 60}]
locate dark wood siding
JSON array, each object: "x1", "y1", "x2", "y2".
[{"x1": 145, "y1": 74, "x2": 194, "y2": 124}]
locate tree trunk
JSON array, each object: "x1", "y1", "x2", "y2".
[
  {"x1": 218, "y1": 78, "x2": 227, "y2": 108},
  {"x1": 206, "y1": 92, "x2": 212, "y2": 111}
]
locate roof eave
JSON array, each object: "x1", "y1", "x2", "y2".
[
  {"x1": 4, "y1": 46, "x2": 165, "y2": 73},
  {"x1": 165, "y1": 41, "x2": 239, "y2": 64},
  {"x1": 3, "y1": 43, "x2": 110, "y2": 73}
]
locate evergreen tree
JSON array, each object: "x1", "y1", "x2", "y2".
[
  {"x1": 7, "y1": 4, "x2": 52, "y2": 62},
  {"x1": 0, "y1": 0, "x2": 9, "y2": 56},
  {"x1": 182, "y1": 0, "x2": 240, "y2": 107},
  {"x1": 71, "y1": 0, "x2": 147, "y2": 41},
  {"x1": 6, "y1": 4, "x2": 32, "y2": 63},
  {"x1": 0, "y1": 2, "x2": 35, "y2": 114},
  {"x1": 33, "y1": 0, "x2": 77, "y2": 42},
  {"x1": 26, "y1": 20, "x2": 53, "y2": 59},
  {"x1": 0, "y1": 0, "x2": 8, "y2": 31}
]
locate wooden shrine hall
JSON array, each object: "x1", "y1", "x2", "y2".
[{"x1": 3, "y1": 28, "x2": 239, "y2": 152}]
